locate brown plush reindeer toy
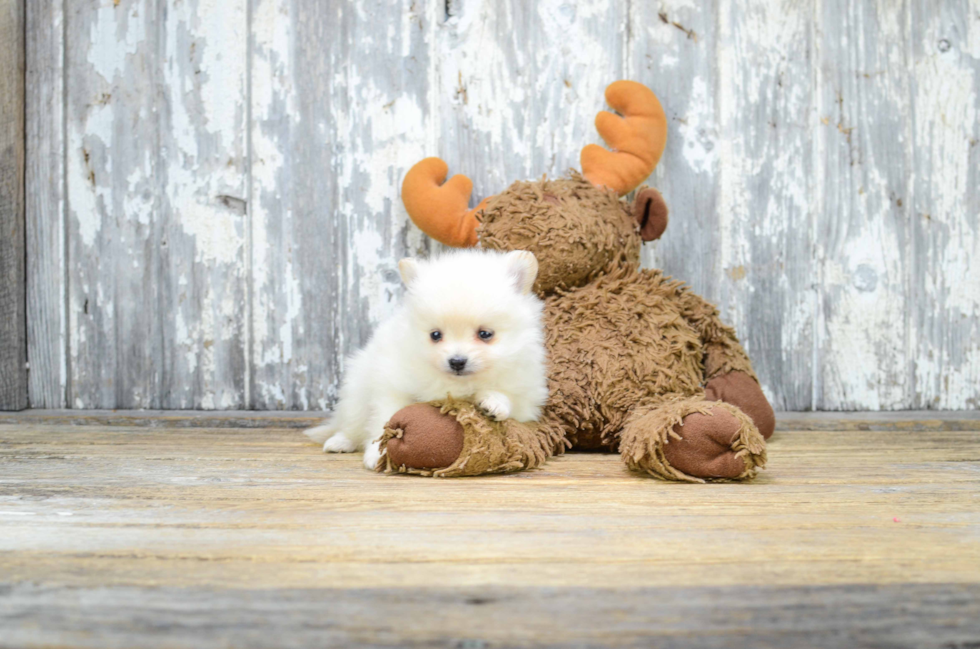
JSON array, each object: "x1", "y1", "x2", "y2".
[{"x1": 378, "y1": 80, "x2": 775, "y2": 482}]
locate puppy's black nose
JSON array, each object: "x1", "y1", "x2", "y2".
[{"x1": 448, "y1": 356, "x2": 467, "y2": 372}]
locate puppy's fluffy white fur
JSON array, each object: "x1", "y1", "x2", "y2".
[{"x1": 304, "y1": 249, "x2": 548, "y2": 470}]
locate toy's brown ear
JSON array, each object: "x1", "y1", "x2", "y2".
[{"x1": 633, "y1": 187, "x2": 668, "y2": 241}]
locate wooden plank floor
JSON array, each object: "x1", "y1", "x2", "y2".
[{"x1": 1, "y1": 415, "x2": 979, "y2": 647}]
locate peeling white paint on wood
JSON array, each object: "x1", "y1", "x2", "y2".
[
  {"x1": 439, "y1": 0, "x2": 628, "y2": 196},
  {"x1": 24, "y1": 0, "x2": 980, "y2": 411},
  {"x1": 909, "y1": 0, "x2": 980, "y2": 410},
  {"x1": 814, "y1": 0, "x2": 913, "y2": 410},
  {"x1": 249, "y1": 0, "x2": 436, "y2": 410},
  {"x1": 63, "y1": 0, "x2": 248, "y2": 409},
  {"x1": 636, "y1": 0, "x2": 818, "y2": 412}
]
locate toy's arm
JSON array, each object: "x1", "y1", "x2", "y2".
[{"x1": 379, "y1": 399, "x2": 567, "y2": 477}]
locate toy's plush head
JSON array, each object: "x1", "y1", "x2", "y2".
[
  {"x1": 401, "y1": 81, "x2": 670, "y2": 297},
  {"x1": 478, "y1": 176, "x2": 668, "y2": 295}
]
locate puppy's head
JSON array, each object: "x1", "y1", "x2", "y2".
[{"x1": 399, "y1": 250, "x2": 540, "y2": 379}]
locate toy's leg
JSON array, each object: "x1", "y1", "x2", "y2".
[
  {"x1": 376, "y1": 399, "x2": 566, "y2": 477},
  {"x1": 670, "y1": 278, "x2": 777, "y2": 440},
  {"x1": 704, "y1": 370, "x2": 776, "y2": 440},
  {"x1": 619, "y1": 398, "x2": 767, "y2": 483}
]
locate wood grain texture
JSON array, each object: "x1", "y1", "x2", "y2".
[
  {"x1": 24, "y1": 0, "x2": 66, "y2": 408},
  {"x1": 714, "y1": 1, "x2": 815, "y2": 412},
  {"x1": 909, "y1": 0, "x2": 980, "y2": 410},
  {"x1": 62, "y1": 0, "x2": 248, "y2": 409},
  {"x1": 65, "y1": 0, "x2": 157, "y2": 408},
  {"x1": 1, "y1": 419, "x2": 979, "y2": 646},
  {"x1": 631, "y1": 1, "x2": 722, "y2": 303},
  {"x1": 815, "y1": 0, "x2": 912, "y2": 410},
  {"x1": 632, "y1": 1, "x2": 815, "y2": 412},
  {"x1": 1, "y1": 424, "x2": 979, "y2": 589},
  {"x1": 3, "y1": 583, "x2": 979, "y2": 648},
  {"x1": 249, "y1": 0, "x2": 435, "y2": 409},
  {"x1": 157, "y1": 0, "x2": 250, "y2": 409},
  {"x1": 0, "y1": 0, "x2": 27, "y2": 410},
  {"x1": 20, "y1": 0, "x2": 980, "y2": 410},
  {"x1": 438, "y1": 0, "x2": 627, "y2": 197}
]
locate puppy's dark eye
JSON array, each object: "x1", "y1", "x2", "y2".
[
  {"x1": 430, "y1": 330, "x2": 443, "y2": 342},
  {"x1": 477, "y1": 329, "x2": 494, "y2": 341}
]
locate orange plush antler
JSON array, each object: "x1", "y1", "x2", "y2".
[
  {"x1": 581, "y1": 81, "x2": 668, "y2": 195},
  {"x1": 401, "y1": 158, "x2": 491, "y2": 248}
]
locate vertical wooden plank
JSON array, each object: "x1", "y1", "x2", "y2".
[
  {"x1": 814, "y1": 0, "x2": 912, "y2": 410},
  {"x1": 0, "y1": 0, "x2": 27, "y2": 410},
  {"x1": 632, "y1": 1, "x2": 814, "y2": 410},
  {"x1": 25, "y1": 0, "x2": 66, "y2": 408},
  {"x1": 65, "y1": 0, "x2": 247, "y2": 409},
  {"x1": 65, "y1": 0, "x2": 160, "y2": 408},
  {"x1": 158, "y1": 0, "x2": 248, "y2": 408},
  {"x1": 908, "y1": 0, "x2": 980, "y2": 410},
  {"x1": 249, "y1": 0, "x2": 436, "y2": 409},
  {"x1": 630, "y1": 1, "x2": 720, "y2": 294},
  {"x1": 713, "y1": 1, "x2": 815, "y2": 411},
  {"x1": 438, "y1": 0, "x2": 628, "y2": 206}
]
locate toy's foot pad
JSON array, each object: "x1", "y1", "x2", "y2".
[
  {"x1": 663, "y1": 407, "x2": 753, "y2": 479},
  {"x1": 384, "y1": 403, "x2": 464, "y2": 471}
]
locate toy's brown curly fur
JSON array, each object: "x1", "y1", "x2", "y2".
[{"x1": 478, "y1": 173, "x2": 639, "y2": 295}]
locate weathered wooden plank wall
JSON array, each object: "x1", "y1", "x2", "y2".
[
  {"x1": 24, "y1": 0, "x2": 65, "y2": 410},
  {"x1": 22, "y1": 0, "x2": 980, "y2": 411},
  {"x1": 0, "y1": 0, "x2": 27, "y2": 410}
]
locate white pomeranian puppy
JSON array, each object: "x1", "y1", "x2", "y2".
[{"x1": 304, "y1": 249, "x2": 548, "y2": 470}]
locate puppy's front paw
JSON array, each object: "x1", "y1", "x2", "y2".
[
  {"x1": 478, "y1": 392, "x2": 511, "y2": 421},
  {"x1": 362, "y1": 440, "x2": 384, "y2": 471},
  {"x1": 322, "y1": 434, "x2": 358, "y2": 453}
]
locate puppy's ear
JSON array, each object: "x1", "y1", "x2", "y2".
[
  {"x1": 505, "y1": 250, "x2": 538, "y2": 295},
  {"x1": 398, "y1": 258, "x2": 420, "y2": 287}
]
